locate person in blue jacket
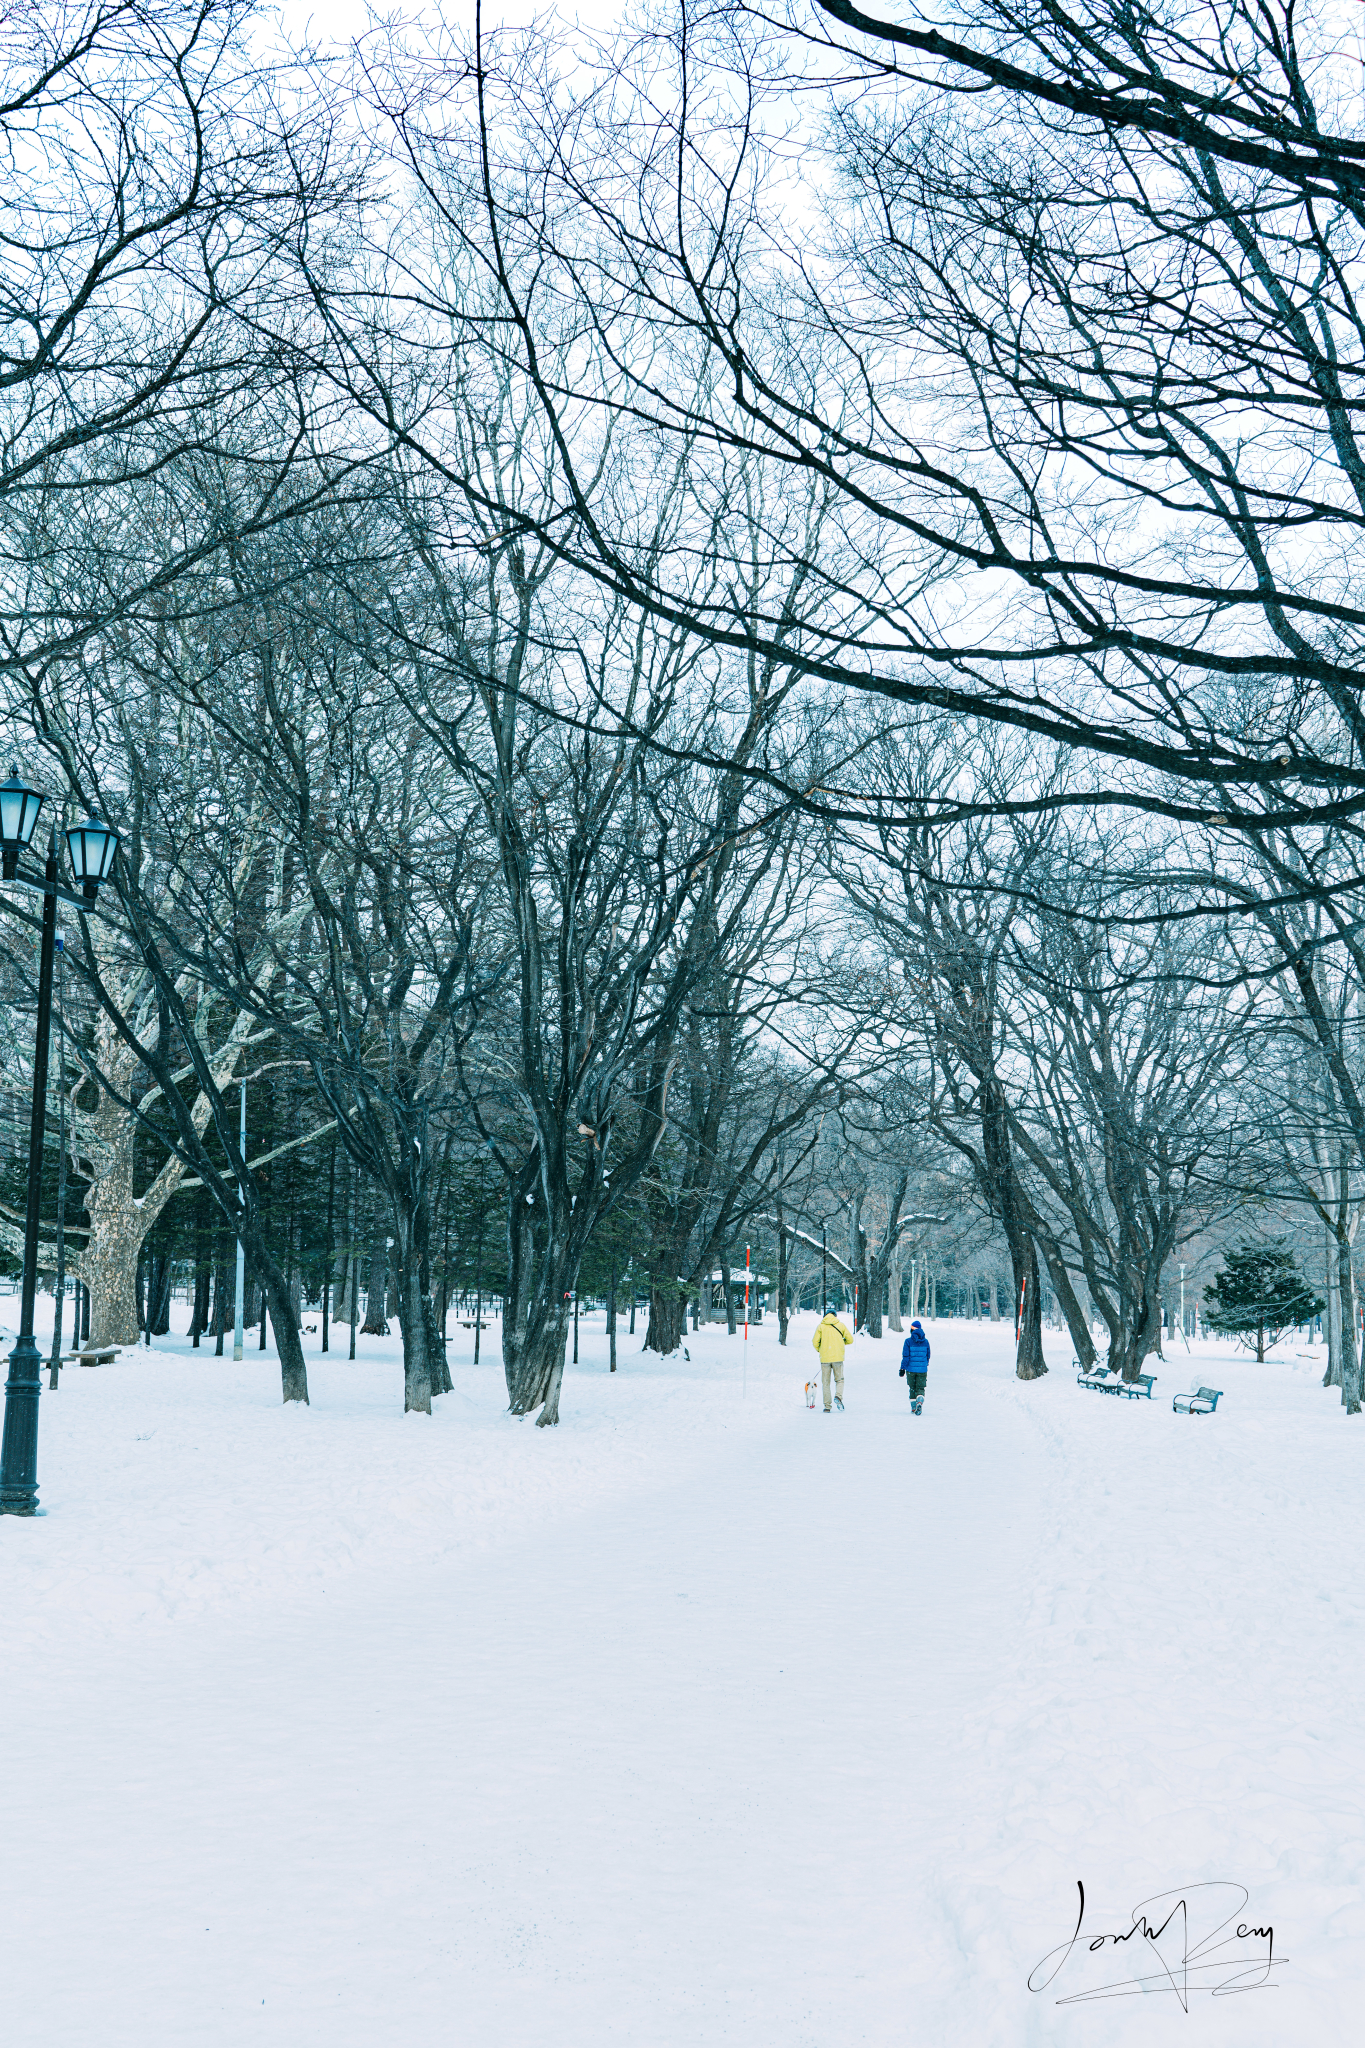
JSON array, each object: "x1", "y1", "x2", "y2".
[{"x1": 899, "y1": 1319, "x2": 930, "y2": 1414}]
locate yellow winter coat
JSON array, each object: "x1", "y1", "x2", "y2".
[{"x1": 812, "y1": 1314, "x2": 852, "y2": 1363}]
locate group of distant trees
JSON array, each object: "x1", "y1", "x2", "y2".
[{"x1": 4, "y1": 2, "x2": 1365, "y2": 1420}]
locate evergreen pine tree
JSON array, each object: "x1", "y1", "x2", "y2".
[{"x1": 1202, "y1": 1241, "x2": 1324, "y2": 1362}]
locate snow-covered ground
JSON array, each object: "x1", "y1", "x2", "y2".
[{"x1": 1, "y1": 1303, "x2": 1360, "y2": 2045}]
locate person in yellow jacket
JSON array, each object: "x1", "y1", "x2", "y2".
[{"x1": 812, "y1": 1311, "x2": 853, "y2": 1412}]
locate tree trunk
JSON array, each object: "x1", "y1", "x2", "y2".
[
  {"x1": 148, "y1": 1250, "x2": 173, "y2": 1337},
  {"x1": 190, "y1": 1259, "x2": 210, "y2": 1347},
  {"x1": 1010, "y1": 1236, "x2": 1047, "y2": 1379},
  {"x1": 257, "y1": 1251, "x2": 309, "y2": 1405},
  {"x1": 1103, "y1": 1285, "x2": 1154, "y2": 1383},
  {"x1": 86, "y1": 1202, "x2": 146, "y2": 1348},
  {"x1": 334, "y1": 1249, "x2": 354, "y2": 1322},
  {"x1": 777, "y1": 1226, "x2": 790, "y2": 1346},
  {"x1": 419, "y1": 1197, "x2": 451, "y2": 1398},
  {"x1": 644, "y1": 1282, "x2": 685, "y2": 1357},
  {"x1": 721, "y1": 1256, "x2": 736, "y2": 1334},
  {"x1": 394, "y1": 1238, "x2": 433, "y2": 1415},
  {"x1": 505, "y1": 1301, "x2": 571, "y2": 1422},
  {"x1": 1038, "y1": 1242, "x2": 1097, "y2": 1373},
  {"x1": 501, "y1": 1173, "x2": 575, "y2": 1424},
  {"x1": 75, "y1": 1004, "x2": 243, "y2": 1352},
  {"x1": 362, "y1": 1223, "x2": 389, "y2": 1335},
  {"x1": 189, "y1": 1199, "x2": 211, "y2": 1348},
  {"x1": 888, "y1": 1253, "x2": 903, "y2": 1332},
  {"x1": 322, "y1": 1140, "x2": 336, "y2": 1353},
  {"x1": 1324, "y1": 1226, "x2": 1341, "y2": 1387},
  {"x1": 1338, "y1": 1223, "x2": 1360, "y2": 1415},
  {"x1": 213, "y1": 1236, "x2": 229, "y2": 1356},
  {"x1": 849, "y1": 1194, "x2": 870, "y2": 1331},
  {"x1": 972, "y1": 1074, "x2": 1049, "y2": 1378},
  {"x1": 864, "y1": 1258, "x2": 885, "y2": 1338},
  {"x1": 378, "y1": 1177, "x2": 449, "y2": 1409}
]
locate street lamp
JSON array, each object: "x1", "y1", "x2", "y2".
[
  {"x1": 64, "y1": 815, "x2": 119, "y2": 902},
  {"x1": 0, "y1": 769, "x2": 43, "y2": 879},
  {"x1": 1, "y1": 782, "x2": 119, "y2": 1516}
]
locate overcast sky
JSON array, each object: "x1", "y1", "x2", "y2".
[{"x1": 277, "y1": 0, "x2": 625, "y2": 52}]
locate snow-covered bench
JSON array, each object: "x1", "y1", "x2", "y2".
[
  {"x1": 1076, "y1": 1363, "x2": 1123, "y2": 1393},
  {"x1": 1173, "y1": 1385, "x2": 1223, "y2": 1415},
  {"x1": 1117, "y1": 1373, "x2": 1157, "y2": 1400}
]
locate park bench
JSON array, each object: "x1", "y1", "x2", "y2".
[
  {"x1": 1173, "y1": 1385, "x2": 1223, "y2": 1415},
  {"x1": 1076, "y1": 1363, "x2": 1123, "y2": 1393},
  {"x1": 1116, "y1": 1373, "x2": 1157, "y2": 1400},
  {"x1": 72, "y1": 1348, "x2": 119, "y2": 1367}
]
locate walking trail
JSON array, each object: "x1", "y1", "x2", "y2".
[{"x1": 2, "y1": 1310, "x2": 1359, "y2": 2044}]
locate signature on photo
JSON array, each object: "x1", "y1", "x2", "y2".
[{"x1": 1028, "y1": 1880, "x2": 1283, "y2": 2007}]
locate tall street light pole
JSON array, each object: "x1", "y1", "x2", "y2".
[
  {"x1": 0, "y1": 835, "x2": 57, "y2": 1515},
  {"x1": 233, "y1": 1078, "x2": 246, "y2": 1361},
  {"x1": 0, "y1": 773, "x2": 119, "y2": 1516},
  {"x1": 47, "y1": 926, "x2": 68, "y2": 1390}
]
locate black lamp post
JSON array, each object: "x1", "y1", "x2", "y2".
[{"x1": 0, "y1": 774, "x2": 119, "y2": 1517}]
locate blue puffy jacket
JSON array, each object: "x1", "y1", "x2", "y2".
[{"x1": 900, "y1": 1327, "x2": 931, "y2": 1375}]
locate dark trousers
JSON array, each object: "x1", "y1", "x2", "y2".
[{"x1": 907, "y1": 1371, "x2": 927, "y2": 1402}]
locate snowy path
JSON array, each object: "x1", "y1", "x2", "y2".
[{"x1": 2, "y1": 1312, "x2": 1361, "y2": 2043}]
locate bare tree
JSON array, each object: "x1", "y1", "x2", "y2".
[{"x1": 352, "y1": 2, "x2": 1365, "y2": 857}]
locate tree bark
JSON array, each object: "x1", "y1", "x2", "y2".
[
  {"x1": 644, "y1": 1283, "x2": 686, "y2": 1357},
  {"x1": 1338, "y1": 1209, "x2": 1360, "y2": 1415},
  {"x1": 1325, "y1": 1225, "x2": 1341, "y2": 1388},
  {"x1": 189, "y1": 1198, "x2": 211, "y2": 1347},
  {"x1": 849, "y1": 1191, "x2": 870, "y2": 1331},
  {"x1": 362, "y1": 1222, "x2": 389, "y2": 1335},
  {"x1": 258, "y1": 1253, "x2": 309, "y2": 1405},
  {"x1": 506, "y1": 1304, "x2": 570, "y2": 1423},
  {"x1": 503, "y1": 1221, "x2": 572, "y2": 1420},
  {"x1": 417, "y1": 1188, "x2": 451, "y2": 1397},
  {"x1": 500, "y1": 1167, "x2": 577, "y2": 1424},
  {"x1": 334, "y1": 1247, "x2": 355, "y2": 1322},
  {"x1": 394, "y1": 1238, "x2": 433, "y2": 1414},
  {"x1": 75, "y1": 995, "x2": 248, "y2": 1349},
  {"x1": 148, "y1": 1249, "x2": 173, "y2": 1336},
  {"x1": 980, "y1": 1080, "x2": 1048, "y2": 1378},
  {"x1": 1038, "y1": 1241, "x2": 1097, "y2": 1372},
  {"x1": 213, "y1": 1236, "x2": 229, "y2": 1356},
  {"x1": 777, "y1": 1224, "x2": 790, "y2": 1346}
]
